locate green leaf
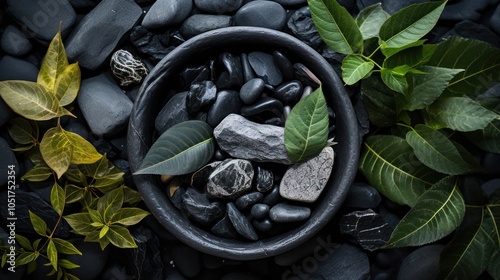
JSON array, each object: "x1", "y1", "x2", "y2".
[
  {"x1": 356, "y1": 3, "x2": 389, "y2": 40},
  {"x1": 99, "y1": 225, "x2": 109, "y2": 239},
  {"x1": 438, "y1": 210, "x2": 497, "y2": 280},
  {"x1": 0, "y1": 81, "x2": 69, "y2": 121},
  {"x1": 123, "y1": 186, "x2": 143, "y2": 205},
  {"x1": 464, "y1": 99, "x2": 500, "y2": 153},
  {"x1": 135, "y1": 120, "x2": 215, "y2": 175},
  {"x1": 15, "y1": 235, "x2": 33, "y2": 250},
  {"x1": 405, "y1": 66, "x2": 464, "y2": 111},
  {"x1": 65, "y1": 184, "x2": 85, "y2": 204},
  {"x1": 381, "y1": 68, "x2": 408, "y2": 93},
  {"x1": 426, "y1": 37, "x2": 500, "y2": 96},
  {"x1": 106, "y1": 225, "x2": 137, "y2": 248},
  {"x1": 284, "y1": 86, "x2": 329, "y2": 162},
  {"x1": 38, "y1": 29, "x2": 68, "y2": 92},
  {"x1": 383, "y1": 44, "x2": 437, "y2": 69},
  {"x1": 98, "y1": 236, "x2": 111, "y2": 251},
  {"x1": 58, "y1": 259, "x2": 80, "y2": 270},
  {"x1": 54, "y1": 63, "x2": 80, "y2": 106},
  {"x1": 488, "y1": 249, "x2": 500, "y2": 280},
  {"x1": 47, "y1": 240, "x2": 58, "y2": 271},
  {"x1": 360, "y1": 76, "x2": 399, "y2": 127},
  {"x1": 7, "y1": 117, "x2": 38, "y2": 145},
  {"x1": 88, "y1": 208, "x2": 103, "y2": 224},
  {"x1": 308, "y1": 0, "x2": 364, "y2": 55},
  {"x1": 111, "y1": 208, "x2": 150, "y2": 226},
  {"x1": 33, "y1": 238, "x2": 42, "y2": 250},
  {"x1": 359, "y1": 135, "x2": 443, "y2": 206},
  {"x1": 341, "y1": 55, "x2": 374, "y2": 85},
  {"x1": 16, "y1": 252, "x2": 38, "y2": 266},
  {"x1": 52, "y1": 238, "x2": 82, "y2": 255},
  {"x1": 29, "y1": 211, "x2": 48, "y2": 236},
  {"x1": 487, "y1": 205, "x2": 500, "y2": 245},
  {"x1": 50, "y1": 182, "x2": 65, "y2": 216},
  {"x1": 379, "y1": 1, "x2": 446, "y2": 48},
  {"x1": 97, "y1": 187, "x2": 124, "y2": 222},
  {"x1": 384, "y1": 176, "x2": 465, "y2": 248},
  {"x1": 21, "y1": 165, "x2": 53, "y2": 182},
  {"x1": 64, "y1": 213, "x2": 94, "y2": 235},
  {"x1": 425, "y1": 97, "x2": 499, "y2": 132},
  {"x1": 80, "y1": 156, "x2": 124, "y2": 191},
  {"x1": 381, "y1": 39, "x2": 426, "y2": 58},
  {"x1": 405, "y1": 124, "x2": 481, "y2": 175}
]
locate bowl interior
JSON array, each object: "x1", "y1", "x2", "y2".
[{"x1": 128, "y1": 26, "x2": 359, "y2": 260}]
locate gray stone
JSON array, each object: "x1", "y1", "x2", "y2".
[
  {"x1": 269, "y1": 203, "x2": 310, "y2": 223},
  {"x1": 235, "y1": 192, "x2": 263, "y2": 210},
  {"x1": 252, "y1": 218, "x2": 273, "y2": 232},
  {"x1": 181, "y1": 188, "x2": 225, "y2": 225},
  {"x1": 6, "y1": 0, "x2": 76, "y2": 41},
  {"x1": 211, "y1": 215, "x2": 239, "y2": 238},
  {"x1": 1, "y1": 25, "x2": 32, "y2": 56},
  {"x1": 287, "y1": 8, "x2": 324, "y2": 50},
  {"x1": 240, "y1": 78, "x2": 265, "y2": 104},
  {"x1": 194, "y1": 0, "x2": 243, "y2": 14},
  {"x1": 227, "y1": 202, "x2": 259, "y2": 241},
  {"x1": 0, "y1": 99, "x2": 13, "y2": 127},
  {"x1": 207, "y1": 90, "x2": 242, "y2": 127},
  {"x1": 129, "y1": 25, "x2": 175, "y2": 63},
  {"x1": 0, "y1": 56, "x2": 38, "y2": 82},
  {"x1": 110, "y1": 49, "x2": 149, "y2": 86},
  {"x1": 492, "y1": 4, "x2": 500, "y2": 35},
  {"x1": 250, "y1": 204, "x2": 269, "y2": 219},
  {"x1": 272, "y1": 0, "x2": 306, "y2": 5},
  {"x1": 382, "y1": 0, "x2": 427, "y2": 15},
  {"x1": 344, "y1": 182, "x2": 382, "y2": 209},
  {"x1": 397, "y1": 245, "x2": 444, "y2": 280},
  {"x1": 65, "y1": 0, "x2": 142, "y2": 70},
  {"x1": 255, "y1": 166, "x2": 274, "y2": 192},
  {"x1": 171, "y1": 244, "x2": 202, "y2": 278},
  {"x1": 279, "y1": 147, "x2": 334, "y2": 203},
  {"x1": 207, "y1": 159, "x2": 254, "y2": 199},
  {"x1": 77, "y1": 73, "x2": 133, "y2": 137},
  {"x1": 339, "y1": 209, "x2": 392, "y2": 251},
  {"x1": 142, "y1": 0, "x2": 193, "y2": 29},
  {"x1": 0, "y1": 137, "x2": 20, "y2": 187},
  {"x1": 314, "y1": 243, "x2": 370, "y2": 280},
  {"x1": 248, "y1": 51, "x2": 283, "y2": 86},
  {"x1": 155, "y1": 92, "x2": 191, "y2": 134},
  {"x1": 234, "y1": 1, "x2": 287, "y2": 31},
  {"x1": 180, "y1": 14, "x2": 233, "y2": 39},
  {"x1": 214, "y1": 114, "x2": 293, "y2": 164}
]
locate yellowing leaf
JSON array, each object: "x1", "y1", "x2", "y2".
[
  {"x1": 50, "y1": 182, "x2": 65, "y2": 216},
  {"x1": 54, "y1": 63, "x2": 80, "y2": 106},
  {"x1": 47, "y1": 240, "x2": 58, "y2": 271},
  {"x1": 38, "y1": 29, "x2": 68, "y2": 92},
  {"x1": 106, "y1": 225, "x2": 137, "y2": 248}
]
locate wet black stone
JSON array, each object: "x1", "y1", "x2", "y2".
[
  {"x1": 397, "y1": 245, "x2": 444, "y2": 280},
  {"x1": 170, "y1": 186, "x2": 185, "y2": 209},
  {"x1": 179, "y1": 66, "x2": 211, "y2": 90},
  {"x1": 339, "y1": 209, "x2": 392, "y2": 251},
  {"x1": 241, "y1": 97, "x2": 284, "y2": 117},
  {"x1": 171, "y1": 244, "x2": 202, "y2": 278},
  {"x1": 194, "y1": 0, "x2": 243, "y2": 14},
  {"x1": 66, "y1": 239, "x2": 110, "y2": 280},
  {"x1": 227, "y1": 202, "x2": 259, "y2": 241},
  {"x1": 214, "y1": 149, "x2": 229, "y2": 161},
  {"x1": 255, "y1": 166, "x2": 274, "y2": 192},
  {"x1": 234, "y1": 1, "x2": 287, "y2": 31},
  {"x1": 220, "y1": 52, "x2": 244, "y2": 88},
  {"x1": 211, "y1": 215, "x2": 239, "y2": 238},
  {"x1": 241, "y1": 53, "x2": 256, "y2": 82},
  {"x1": 207, "y1": 90, "x2": 242, "y2": 127},
  {"x1": 93, "y1": 139, "x2": 120, "y2": 159},
  {"x1": 250, "y1": 204, "x2": 270, "y2": 219},
  {"x1": 130, "y1": 25, "x2": 174, "y2": 63},
  {"x1": 274, "y1": 80, "x2": 303, "y2": 105},
  {"x1": 264, "y1": 117, "x2": 285, "y2": 127},
  {"x1": 180, "y1": 14, "x2": 232, "y2": 39},
  {"x1": 252, "y1": 218, "x2": 273, "y2": 232},
  {"x1": 272, "y1": 50, "x2": 294, "y2": 81},
  {"x1": 155, "y1": 92, "x2": 191, "y2": 134},
  {"x1": 315, "y1": 243, "x2": 370, "y2": 280},
  {"x1": 442, "y1": 20, "x2": 500, "y2": 47},
  {"x1": 263, "y1": 185, "x2": 281, "y2": 206},
  {"x1": 235, "y1": 192, "x2": 264, "y2": 211},
  {"x1": 240, "y1": 78, "x2": 265, "y2": 104},
  {"x1": 441, "y1": 0, "x2": 492, "y2": 21},
  {"x1": 293, "y1": 63, "x2": 321, "y2": 87},
  {"x1": 181, "y1": 188, "x2": 225, "y2": 225},
  {"x1": 187, "y1": 80, "x2": 217, "y2": 115},
  {"x1": 248, "y1": 52, "x2": 283, "y2": 86},
  {"x1": 287, "y1": 8, "x2": 324, "y2": 50},
  {"x1": 124, "y1": 227, "x2": 163, "y2": 280},
  {"x1": 344, "y1": 183, "x2": 382, "y2": 209},
  {"x1": 269, "y1": 203, "x2": 311, "y2": 223}
]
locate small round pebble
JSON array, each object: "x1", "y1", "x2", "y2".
[{"x1": 250, "y1": 204, "x2": 270, "y2": 219}]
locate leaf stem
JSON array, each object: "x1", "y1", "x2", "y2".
[
  {"x1": 361, "y1": 54, "x2": 383, "y2": 70},
  {"x1": 368, "y1": 44, "x2": 382, "y2": 59}
]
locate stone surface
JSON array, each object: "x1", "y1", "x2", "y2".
[
  {"x1": 110, "y1": 49, "x2": 149, "y2": 86},
  {"x1": 492, "y1": 4, "x2": 500, "y2": 35},
  {"x1": 240, "y1": 78, "x2": 265, "y2": 104},
  {"x1": 190, "y1": 161, "x2": 221, "y2": 188},
  {"x1": 241, "y1": 97, "x2": 284, "y2": 117},
  {"x1": 272, "y1": 50, "x2": 294, "y2": 81},
  {"x1": 179, "y1": 65, "x2": 211, "y2": 91},
  {"x1": 194, "y1": 0, "x2": 243, "y2": 14},
  {"x1": 294, "y1": 62, "x2": 321, "y2": 87},
  {"x1": 234, "y1": 1, "x2": 287, "y2": 31},
  {"x1": 252, "y1": 218, "x2": 273, "y2": 232},
  {"x1": 287, "y1": 8, "x2": 324, "y2": 50},
  {"x1": 255, "y1": 166, "x2": 274, "y2": 192},
  {"x1": 182, "y1": 188, "x2": 225, "y2": 225},
  {"x1": 171, "y1": 244, "x2": 202, "y2": 278},
  {"x1": 65, "y1": 0, "x2": 142, "y2": 70},
  {"x1": 235, "y1": 192, "x2": 263, "y2": 211},
  {"x1": 250, "y1": 204, "x2": 270, "y2": 220},
  {"x1": 65, "y1": 239, "x2": 110, "y2": 280},
  {"x1": 142, "y1": 0, "x2": 193, "y2": 29},
  {"x1": 155, "y1": 91, "x2": 191, "y2": 134},
  {"x1": 442, "y1": 20, "x2": 500, "y2": 47},
  {"x1": 382, "y1": 0, "x2": 427, "y2": 15},
  {"x1": 187, "y1": 81, "x2": 217, "y2": 115},
  {"x1": 397, "y1": 245, "x2": 444, "y2": 280},
  {"x1": 441, "y1": 0, "x2": 492, "y2": 21},
  {"x1": 227, "y1": 202, "x2": 259, "y2": 241},
  {"x1": 77, "y1": 73, "x2": 133, "y2": 137},
  {"x1": 214, "y1": 114, "x2": 293, "y2": 164},
  {"x1": 269, "y1": 203, "x2": 311, "y2": 223},
  {"x1": 207, "y1": 159, "x2": 254, "y2": 199},
  {"x1": 274, "y1": 80, "x2": 303, "y2": 105},
  {"x1": 263, "y1": 185, "x2": 281, "y2": 206},
  {"x1": 6, "y1": 0, "x2": 76, "y2": 41},
  {"x1": 211, "y1": 215, "x2": 239, "y2": 238},
  {"x1": 248, "y1": 51, "x2": 283, "y2": 86},
  {"x1": 343, "y1": 182, "x2": 382, "y2": 209},
  {"x1": 0, "y1": 137, "x2": 20, "y2": 187},
  {"x1": 272, "y1": 0, "x2": 306, "y2": 5},
  {"x1": 279, "y1": 147, "x2": 334, "y2": 203},
  {"x1": 207, "y1": 90, "x2": 242, "y2": 127},
  {"x1": 314, "y1": 243, "x2": 370, "y2": 280},
  {"x1": 1, "y1": 25, "x2": 32, "y2": 56},
  {"x1": 180, "y1": 14, "x2": 233, "y2": 39},
  {"x1": 241, "y1": 53, "x2": 256, "y2": 82},
  {"x1": 130, "y1": 25, "x2": 175, "y2": 63},
  {"x1": 219, "y1": 52, "x2": 244, "y2": 89},
  {"x1": 339, "y1": 209, "x2": 392, "y2": 251},
  {"x1": 0, "y1": 55, "x2": 38, "y2": 82}
]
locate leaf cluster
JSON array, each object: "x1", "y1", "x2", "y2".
[{"x1": 309, "y1": 0, "x2": 500, "y2": 278}]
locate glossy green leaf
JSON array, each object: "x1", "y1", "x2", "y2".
[
  {"x1": 356, "y1": 3, "x2": 389, "y2": 40},
  {"x1": 32, "y1": 238, "x2": 42, "y2": 251},
  {"x1": 438, "y1": 210, "x2": 497, "y2": 280},
  {"x1": 308, "y1": 0, "x2": 363, "y2": 55},
  {"x1": 487, "y1": 205, "x2": 500, "y2": 245},
  {"x1": 15, "y1": 235, "x2": 33, "y2": 250},
  {"x1": 65, "y1": 184, "x2": 85, "y2": 204},
  {"x1": 106, "y1": 225, "x2": 137, "y2": 248},
  {"x1": 0, "y1": 81, "x2": 70, "y2": 121},
  {"x1": 54, "y1": 63, "x2": 80, "y2": 106},
  {"x1": 16, "y1": 252, "x2": 38, "y2": 266},
  {"x1": 88, "y1": 208, "x2": 103, "y2": 224},
  {"x1": 341, "y1": 55, "x2": 374, "y2": 85},
  {"x1": 38, "y1": 29, "x2": 68, "y2": 92},
  {"x1": 98, "y1": 235, "x2": 111, "y2": 251},
  {"x1": 136, "y1": 120, "x2": 215, "y2": 175},
  {"x1": 7, "y1": 117, "x2": 38, "y2": 145},
  {"x1": 58, "y1": 259, "x2": 80, "y2": 270},
  {"x1": 360, "y1": 76, "x2": 399, "y2": 127},
  {"x1": 99, "y1": 225, "x2": 109, "y2": 239},
  {"x1": 21, "y1": 165, "x2": 53, "y2": 182},
  {"x1": 383, "y1": 44, "x2": 437, "y2": 69},
  {"x1": 64, "y1": 213, "x2": 94, "y2": 235},
  {"x1": 384, "y1": 176, "x2": 465, "y2": 248},
  {"x1": 488, "y1": 249, "x2": 500, "y2": 279},
  {"x1": 52, "y1": 238, "x2": 82, "y2": 256},
  {"x1": 47, "y1": 240, "x2": 58, "y2": 271},
  {"x1": 425, "y1": 97, "x2": 499, "y2": 132},
  {"x1": 427, "y1": 37, "x2": 500, "y2": 96},
  {"x1": 123, "y1": 186, "x2": 143, "y2": 205},
  {"x1": 359, "y1": 135, "x2": 443, "y2": 206},
  {"x1": 83, "y1": 230, "x2": 100, "y2": 243},
  {"x1": 50, "y1": 182, "x2": 65, "y2": 216},
  {"x1": 29, "y1": 210, "x2": 48, "y2": 236},
  {"x1": 111, "y1": 208, "x2": 150, "y2": 226},
  {"x1": 80, "y1": 156, "x2": 124, "y2": 191},
  {"x1": 284, "y1": 86, "x2": 329, "y2": 162},
  {"x1": 406, "y1": 125, "x2": 480, "y2": 175},
  {"x1": 381, "y1": 39, "x2": 426, "y2": 58},
  {"x1": 465, "y1": 98, "x2": 500, "y2": 153},
  {"x1": 379, "y1": 1, "x2": 446, "y2": 48},
  {"x1": 97, "y1": 187, "x2": 124, "y2": 222},
  {"x1": 381, "y1": 68, "x2": 408, "y2": 93},
  {"x1": 405, "y1": 66, "x2": 464, "y2": 111}
]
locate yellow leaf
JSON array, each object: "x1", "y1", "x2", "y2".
[
  {"x1": 54, "y1": 63, "x2": 80, "y2": 106},
  {"x1": 64, "y1": 130, "x2": 102, "y2": 164},
  {"x1": 38, "y1": 30, "x2": 68, "y2": 92}
]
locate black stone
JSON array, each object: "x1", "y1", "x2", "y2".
[
  {"x1": 273, "y1": 0, "x2": 306, "y2": 6},
  {"x1": 343, "y1": 183, "x2": 382, "y2": 209},
  {"x1": 441, "y1": 0, "x2": 492, "y2": 21},
  {"x1": 179, "y1": 65, "x2": 211, "y2": 90},
  {"x1": 269, "y1": 203, "x2": 311, "y2": 223},
  {"x1": 382, "y1": 0, "x2": 428, "y2": 15},
  {"x1": 272, "y1": 51, "x2": 294, "y2": 81},
  {"x1": 187, "y1": 80, "x2": 217, "y2": 115},
  {"x1": 293, "y1": 63, "x2": 321, "y2": 87},
  {"x1": 287, "y1": 8, "x2": 324, "y2": 50},
  {"x1": 129, "y1": 26, "x2": 174, "y2": 63},
  {"x1": 124, "y1": 227, "x2": 163, "y2": 280},
  {"x1": 227, "y1": 202, "x2": 259, "y2": 241},
  {"x1": 0, "y1": 137, "x2": 20, "y2": 187},
  {"x1": 64, "y1": 122, "x2": 90, "y2": 140},
  {"x1": 339, "y1": 209, "x2": 392, "y2": 251},
  {"x1": 250, "y1": 204, "x2": 270, "y2": 220},
  {"x1": 241, "y1": 97, "x2": 284, "y2": 117},
  {"x1": 171, "y1": 244, "x2": 202, "y2": 278},
  {"x1": 191, "y1": 161, "x2": 221, "y2": 188},
  {"x1": 356, "y1": 0, "x2": 381, "y2": 10},
  {"x1": 235, "y1": 192, "x2": 264, "y2": 211},
  {"x1": 155, "y1": 92, "x2": 191, "y2": 134},
  {"x1": 0, "y1": 98, "x2": 13, "y2": 127},
  {"x1": 248, "y1": 51, "x2": 283, "y2": 86},
  {"x1": 252, "y1": 218, "x2": 273, "y2": 232},
  {"x1": 180, "y1": 15, "x2": 233, "y2": 39},
  {"x1": 65, "y1": 239, "x2": 110, "y2": 280},
  {"x1": 0, "y1": 55, "x2": 38, "y2": 82},
  {"x1": 397, "y1": 245, "x2": 444, "y2": 280},
  {"x1": 442, "y1": 20, "x2": 500, "y2": 48},
  {"x1": 211, "y1": 215, "x2": 239, "y2": 238},
  {"x1": 234, "y1": 1, "x2": 287, "y2": 31},
  {"x1": 241, "y1": 53, "x2": 256, "y2": 82},
  {"x1": 315, "y1": 243, "x2": 370, "y2": 280},
  {"x1": 264, "y1": 117, "x2": 285, "y2": 127},
  {"x1": 194, "y1": 0, "x2": 243, "y2": 14},
  {"x1": 321, "y1": 45, "x2": 345, "y2": 77},
  {"x1": 181, "y1": 188, "x2": 225, "y2": 225},
  {"x1": 263, "y1": 185, "x2": 281, "y2": 206},
  {"x1": 142, "y1": 215, "x2": 178, "y2": 241},
  {"x1": 0, "y1": 25, "x2": 32, "y2": 56},
  {"x1": 141, "y1": 0, "x2": 192, "y2": 29},
  {"x1": 240, "y1": 78, "x2": 265, "y2": 104},
  {"x1": 93, "y1": 139, "x2": 120, "y2": 159},
  {"x1": 492, "y1": 4, "x2": 500, "y2": 35},
  {"x1": 207, "y1": 90, "x2": 242, "y2": 127},
  {"x1": 220, "y1": 52, "x2": 244, "y2": 89},
  {"x1": 255, "y1": 166, "x2": 274, "y2": 192},
  {"x1": 170, "y1": 186, "x2": 185, "y2": 209},
  {"x1": 482, "y1": 152, "x2": 500, "y2": 176},
  {"x1": 274, "y1": 80, "x2": 303, "y2": 105}
]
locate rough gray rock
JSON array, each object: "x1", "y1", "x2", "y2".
[
  {"x1": 279, "y1": 147, "x2": 334, "y2": 203},
  {"x1": 207, "y1": 159, "x2": 254, "y2": 199},
  {"x1": 214, "y1": 114, "x2": 293, "y2": 164}
]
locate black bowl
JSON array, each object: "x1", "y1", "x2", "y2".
[{"x1": 128, "y1": 26, "x2": 359, "y2": 260}]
